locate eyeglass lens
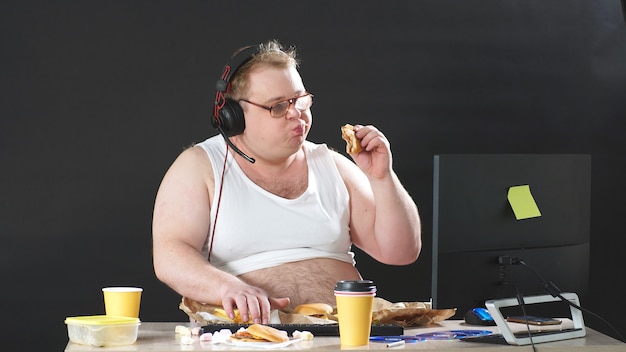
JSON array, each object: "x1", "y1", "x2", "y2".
[{"x1": 271, "y1": 94, "x2": 312, "y2": 117}]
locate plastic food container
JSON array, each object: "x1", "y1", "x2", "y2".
[{"x1": 65, "y1": 315, "x2": 140, "y2": 347}]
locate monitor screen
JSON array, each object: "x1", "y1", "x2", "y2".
[{"x1": 431, "y1": 154, "x2": 591, "y2": 319}]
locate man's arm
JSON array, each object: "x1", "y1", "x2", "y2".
[
  {"x1": 152, "y1": 146, "x2": 287, "y2": 323},
  {"x1": 333, "y1": 125, "x2": 421, "y2": 265}
]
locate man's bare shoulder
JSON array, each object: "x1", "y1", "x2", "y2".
[
  {"x1": 175, "y1": 145, "x2": 211, "y2": 165},
  {"x1": 153, "y1": 145, "x2": 215, "y2": 242},
  {"x1": 166, "y1": 145, "x2": 214, "y2": 180},
  {"x1": 156, "y1": 145, "x2": 216, "y2": 205}
]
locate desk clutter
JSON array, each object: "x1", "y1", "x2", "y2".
[
  {"x1": 180, "y1": 297, "x2": 457, "y2": 327},
  {"x1": 173, "y1": 296, "x2": 457, "y2": 348},
  {"x1": 65, "y1": 320, "x2": 626, "y2": 351}
]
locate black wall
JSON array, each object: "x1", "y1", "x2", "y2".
[{"x1": 2, "y1": 1, "x2": 625, "y2": 350}]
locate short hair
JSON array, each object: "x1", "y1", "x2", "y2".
[{"x1": 226, "y1": 39, "x2": 299, "y2": 100}]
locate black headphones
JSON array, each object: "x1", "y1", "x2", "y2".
[
  {"x1": 212, "y1": 45, "x2": 260, "y2": 137},
  {"x1": 211, "y1": 45, "x2": 260, "y2": 163}
]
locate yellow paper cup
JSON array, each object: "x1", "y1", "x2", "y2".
[
  {"x1": 334, "y1": 280, "x2": 376, "y2": 346},
  {"x1": 102, "y1": 287, "x2": 143, "y2": 318}
]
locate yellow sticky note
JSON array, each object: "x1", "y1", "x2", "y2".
[{"x1": 507, "y1": 185, "x2": 541, "y2": 220}]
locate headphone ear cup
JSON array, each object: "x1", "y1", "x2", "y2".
[{"x1": 217, "y1": 99, "x2": 246, "y2": 137}]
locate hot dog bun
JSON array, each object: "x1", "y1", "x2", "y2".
[
  {"x1": 293, "y1": 303, "x2": 333, "y2": 317},
  {"x1": 341, "y1": 124, "x2": 363, "y2": 154},
  {"x1": 213, "y1": 308, "x2": 253, "y2": 323},
  {"x1": 231, "y1": 324, "x2": 289, "y2": 343},
  {"x1": 180, "y1": 297, "x2": 254, "y2": 324}
]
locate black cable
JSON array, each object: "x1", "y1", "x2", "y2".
[
  {"x1": 502, "y1": 282, "x2": 537, "y2": 352},
  {"x1": 515, "y1": 259, "x2": 625, "y2": 342},
  {"x1": 517, "y1": 260, "x2": 561, "y2": 297}
]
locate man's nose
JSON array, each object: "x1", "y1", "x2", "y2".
[{"x1": 285, "y1": 101, "x2": 301, "y2": 119}]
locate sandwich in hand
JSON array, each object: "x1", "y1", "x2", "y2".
[
  {"x1": 230, "y1": 324, "x2": 289, "y2": 343},
  {"x1": 293, "y1": 303, "x2": 334, "y2": 318},
  {"x1": 341, "y1": 124, "x2": 363, "y2": 154}
]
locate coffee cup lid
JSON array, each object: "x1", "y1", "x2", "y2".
[{"x1": 334, "y1": 280, "x2": 376, "y2": 293}]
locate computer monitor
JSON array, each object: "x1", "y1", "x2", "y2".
[{"x1": 431, "y1": 154, "x2": 591, "y2": 319}]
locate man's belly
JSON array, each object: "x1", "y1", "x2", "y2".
[{"x1": 238, "y1": 258, "x2": 362, "y2": 307}]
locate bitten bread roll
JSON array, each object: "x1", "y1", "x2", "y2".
[
  {"x1": 341, "y1": 124, "x2": 363, "y2": 154},
  {"x1": 293, "y1": 303, "x2": 334, "y2": 317},
  {"x1": 231, "y1": 324, "x2": 289, "y2": 343}
]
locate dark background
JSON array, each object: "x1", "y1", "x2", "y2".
[{"x1": 2, "y1": 1, "x2": 625, "y2": 350}]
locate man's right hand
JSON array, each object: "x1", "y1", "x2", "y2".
[{"x1": 221, "y1": 283, "x2": 290, "y2": 324}]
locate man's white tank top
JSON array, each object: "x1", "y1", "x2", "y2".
[{"x1": 196, "y1": 136, "x2": 355, "y2": 276}]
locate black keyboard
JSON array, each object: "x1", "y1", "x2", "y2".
[
  {"x1": 461, "y1": 328, "x2": 583, "y2": 345},
  {"x1": 201, "y1": 323, "x2": 403, "y2": 336}
]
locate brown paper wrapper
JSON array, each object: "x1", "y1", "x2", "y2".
[
  {"x1": 180, "y1": 297, "x2": 455, "y2": 327},
  {"x1": 371, "y1": 298, "x2": 456, "y2": 326}
]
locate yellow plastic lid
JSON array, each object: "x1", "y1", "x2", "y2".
[{"x1": 65, "y1": 315, "x2": 140, "y2": 325}]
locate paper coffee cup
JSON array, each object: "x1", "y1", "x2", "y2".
[
  {"x1": 102, "y1": 287, "x2": 143, "y2": 318},
  {"x1": 334, "y1": 280, "x2": 376, "y2": 346}
]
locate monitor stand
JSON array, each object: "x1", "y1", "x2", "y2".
[{"x1": 485, "y1": 292, "x2": 586, "y2": 345}]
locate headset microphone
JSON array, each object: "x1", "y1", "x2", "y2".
[{"x1": 216, "y1": 125, "x2": 255, "y2": 163}]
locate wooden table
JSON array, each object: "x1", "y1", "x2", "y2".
[{"x1": 65, "y1": 320, "x2": 625, "y2": 351}]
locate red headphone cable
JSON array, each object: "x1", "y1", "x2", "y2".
[{"x1": 207, "y1": 142, "x2": 229, "y2": 261}]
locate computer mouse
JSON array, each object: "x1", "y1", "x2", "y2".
[{"x1": 464, "y1": 307, "x2": 496, "y2": 326}]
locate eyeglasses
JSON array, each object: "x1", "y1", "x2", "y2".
[{"x1": 240, "y1": 92, "x2": 314, "y2": 118}]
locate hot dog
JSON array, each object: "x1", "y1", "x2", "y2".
[{"x1": 230, "y1": 324, "x2": 289, "y2": 343}]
